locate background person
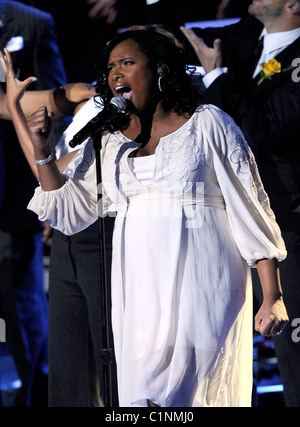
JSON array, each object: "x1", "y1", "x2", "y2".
[{"x1": 181, "y1": 0, "x2": 300, "y2": 407}]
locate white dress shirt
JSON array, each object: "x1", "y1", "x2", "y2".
[
  {"x1": 202, "y1": 26, "x2": 300, "y2": 87},
  {"x1": 253, "y1": 27, "x2": 300, "y2": 77}
]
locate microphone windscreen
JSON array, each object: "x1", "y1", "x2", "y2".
[{"x1": 110, "y1": 96, "x2": 128, "y2": 113}]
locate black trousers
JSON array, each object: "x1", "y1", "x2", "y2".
[
  {"x1": 253, "y1": 229, "x2": 300, "y2": 407},
  {"x1": 48, "y1": 217, "x2": 118, "y2": 407}
]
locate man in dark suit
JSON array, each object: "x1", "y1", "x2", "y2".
[
  {"x1": 180, "y1": 0, "x2": 300, "y2": 407},
  {"x1": 0, "y1": 0, "x2": 68, "y2": 406}
]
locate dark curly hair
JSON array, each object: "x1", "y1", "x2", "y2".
[{"x1": 94, "y1": 26, "x2": 200, "y2": 132}]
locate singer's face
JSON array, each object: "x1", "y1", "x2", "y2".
[{"x1": 107, "y1": 39, "x2": 157, "y2": 112}]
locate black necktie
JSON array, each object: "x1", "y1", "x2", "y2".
[
  {"x1": 252, "y1": 36, "x2": 264, "y2": 75},
  {"x1": 254, "y1": 37, "x2": 264, "y2": 63}
]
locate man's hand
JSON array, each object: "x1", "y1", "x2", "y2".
[
  {"x1": 87, "y1": 0, "x2": 118, "y2": 24},
  {"x1": 180, "y1": 26, "x2": 222, "y2": 74}
]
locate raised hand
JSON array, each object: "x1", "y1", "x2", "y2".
[
  {"x1": 87, "y1": 0, "x2": 117, "y2": 24},
  {"x1": 0, "y1": 48, "x2": 37, "y2": 112},
  {"x1": 27, "y1": 106, "x2": 54, "y2": 155},
  {"x1": 180, "y1": 27, "x2": 222, "y2": 74},
  {"x1": 0, "y1": 48, "x2": 74, "y2": 190}
]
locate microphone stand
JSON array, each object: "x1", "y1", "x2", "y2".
[
  {"x1": 91, "y1": 126, "x2": 113, "y2": 408},
  {"x1": 69, "y1": 98, "x2": 129, "y2": 407}
]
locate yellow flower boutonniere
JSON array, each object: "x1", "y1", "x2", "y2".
[{"x1": 258, "y1": 58, "x2": 282, "y2": 85}]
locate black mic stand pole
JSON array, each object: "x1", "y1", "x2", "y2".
[{"x1": 91, "y1": 126, "x2": 113, "y2": 408}]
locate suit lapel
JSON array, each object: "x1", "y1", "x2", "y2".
[
  {"x1": 276, "y1": 36, "x2": 300, "y2": 66},
  {"x1": 251, "y1": 36, "x2": 300, "y2": 92}
]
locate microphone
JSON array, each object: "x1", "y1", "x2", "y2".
[{"x1": 69, "y1": 96, "x2": 128, "y2": 148}]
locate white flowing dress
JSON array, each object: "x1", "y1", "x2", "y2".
[{"x1": 28, "y1": 105, "x2": 286, "y2": 407}]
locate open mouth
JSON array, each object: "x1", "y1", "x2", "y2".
[{"x1": 115, "y1": 85, "x2": 133, "y2": 101}]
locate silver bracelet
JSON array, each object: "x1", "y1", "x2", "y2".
[{"x1": 34, "y1": 154, "x2": 53, "y2": 165}]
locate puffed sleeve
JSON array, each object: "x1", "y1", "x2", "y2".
[
  {"x1": 27, "y1": 139, "x2": 112, "y2": 236},
  {"x1": 204, "y1": 105, "x2": 287, "y2": 267}
]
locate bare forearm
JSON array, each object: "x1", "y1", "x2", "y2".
[
  {"x1": 34, "y1": 151, "x2": 66, "y2": 191},
  {"x1": 255, "y1": 258, "x2": 288, "y2": 336},
  {"x1": 1, "y1": 87, "x2": 55, "y2": 120},
  {"x1": 21, "y1": 83, "x2": 96, "y2": 118},
  {"x1": 10, "y1": 105, "x2": 64, "y2": 189},
  {"x1": 10, "y1": 100, "x2": 69, "y2": 189},
  {"x1": 10, "y1": 104, "x2": 39, "y2": 179},
  {"x1": 256, "y1": 258, "x2": 282, "y2": 303},
  {"x1": 1, "y1": 83, "x2": 96, "y2": 120}
]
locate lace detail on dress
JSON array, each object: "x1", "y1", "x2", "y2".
[
  {"x1": 226, "y1": 121, "x2": 251, "y2": 175},
  {"x1": 161, "y1": 110, "x2": 206, "y2": 181},
  {"x1": 224, "y1": 117, "x2": 271, "y2": 210}
]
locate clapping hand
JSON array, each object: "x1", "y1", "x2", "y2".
[{"x1": 180, "y1": 26, "x2": 222, "y2": 74}]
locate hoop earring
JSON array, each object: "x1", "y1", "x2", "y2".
[{"x1": 158, "y1": 75, "x2": 163, "y2": 92}]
